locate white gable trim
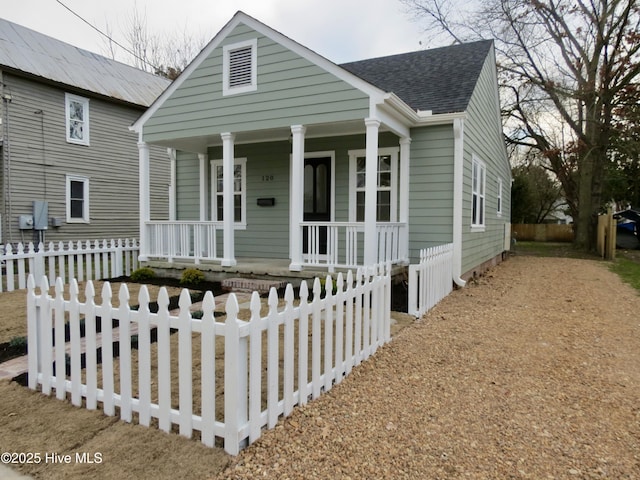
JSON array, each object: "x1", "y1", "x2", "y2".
[{"x1": 132, "y1": 11, "x2": 389, "y2": 133}]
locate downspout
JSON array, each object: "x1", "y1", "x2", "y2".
[{"x1": 452, "y1": 118, "x2": 466, "y2": 287}]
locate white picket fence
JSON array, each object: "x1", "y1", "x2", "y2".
[
  {"x1": 0, "y1": 239, "x2": 139, "y2": 292},
  {"x1": 407, "y1": 243, "x2": 454, "y2": 317},
  {"x1": 26, "y1": 263, "x2": 391, "y2": 455}
]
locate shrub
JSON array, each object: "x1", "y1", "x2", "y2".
[
  {"x1": 130, "y1": 267, "x2": 156, "y2": 283},
  {"x1": 180, "y1": 268, "x2": 205, "y2": 287},
  {"x1": 9, "y1": 336, "x2": 27, "y2": 349}
]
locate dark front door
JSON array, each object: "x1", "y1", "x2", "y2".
[{"x1": 303, "y1": 157, "x2": 331, "y2": 255}]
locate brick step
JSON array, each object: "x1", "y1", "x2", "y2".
[{"x1": 221, "y1": 277, "x2": 287, "y2": 295}]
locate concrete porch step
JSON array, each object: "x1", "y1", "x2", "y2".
[{"x1": 221, "y1": 277, "x2": 287, "y2": 295}]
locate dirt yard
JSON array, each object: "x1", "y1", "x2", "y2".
[{"x1": 1, "y1": 254, "x2": 639, "y2": 479}]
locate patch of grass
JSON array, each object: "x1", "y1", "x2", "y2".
[{"x1": 610, "y1": 256, "x2": 640, "y2": 292}]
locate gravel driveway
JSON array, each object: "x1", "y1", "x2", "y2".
[
  {"x1": 1, "y1": 255, "x2": 638, "y2": 479},
  {"x1": 218, "y1": 256, "x2": 640, "y2": 479}
]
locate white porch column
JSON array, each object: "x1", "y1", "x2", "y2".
[
  {"x1": 138, "y1": 140, "x2": 150, "y2": 261},
  {"x1": 167, "y1": 149, "x2": 177, "y2": 221},
  {"x1": 364, "y1": 118, "x2": 380, "y2": 266},
  {"x1": 198, "y1": 153, "x2": 209, "y2": 221},
  {"x1": 399, "y1": 137, "x2": 411, "y2": 263},
  {"x1": 289, "y1": 125, "x2": 306, "y2": 271},
  {"x1": 221, "y1": 132, "x2": 236, "y2": 267}
]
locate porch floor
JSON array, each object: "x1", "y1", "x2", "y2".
[{"x1": 144, "y1": 257, "x2": 408, "y2": 287}]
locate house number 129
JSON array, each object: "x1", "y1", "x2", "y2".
[{"x1": 262, "y1": 175, "x2": 274, "y2": 181}]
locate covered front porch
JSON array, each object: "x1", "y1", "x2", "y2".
[{"x1": 137, "y1": 119, "x2": 412, "y2": 274}]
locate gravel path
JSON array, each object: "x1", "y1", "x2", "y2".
[{"x1": 218, "y1": 256, "x2": 640, "y2": 479}]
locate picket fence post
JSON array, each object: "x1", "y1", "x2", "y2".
[
  {"x1": 297, "y1": 281, "x2": 310, "y2": 406},
  {"x1": 26, "y1": 275, "x2": 38, "y2": 390},
  {"x1": 156, "y1": 287, "x2": 171, "y2": 433},
  {"x1": 178, "y1": 289, "x2": 193, "y2": 437},
  {"x1": 200, "y1": 290, "x2": 217, "y2": 447},
  {"x1": 248, "y1": 291, "x2": 262, "y2": 444},
  {"x1": 100, "y1": 282, "x2": 115, "y2": 416},
  {"x1": 224, "y1": 293, "x2": 247, "y2": 455}
]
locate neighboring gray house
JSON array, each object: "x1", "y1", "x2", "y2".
[
  {"x1": 132, "y1": 11, "x2": 511, "y2": 282},
  {"x1": 0, "y1": 18, "x2": 171, "y2": 245}
]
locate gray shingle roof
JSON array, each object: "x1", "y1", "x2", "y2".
[
  {"x1": 0, "y1": 17, "x2": 170, "y2": 107},
  {"x1": 341, "y1": 40, "x2": 493, "y2": 114}
]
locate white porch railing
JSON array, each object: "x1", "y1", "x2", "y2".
[
  {"x1": 407, "y1": 243, "x2": 454, "y2": 318},
  {"x1": 145, "y1": 221, "x2": 408, "y2": 270},
  {"x1": 301, "y1": 222, "x2": 408, "y2": 269},
  {"x1": 145, "y1": 221, "x2": 222, "y2": 263}
]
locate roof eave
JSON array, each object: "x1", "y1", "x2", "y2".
[{"x1": 381, "y1": 92, "x2": 468, "y2": 127}]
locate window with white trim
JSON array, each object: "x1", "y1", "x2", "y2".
[
  {"x1": 211, "y1": 158, "x2": 247, "y2": 225},
  {"x1": 348, "y1": 148, "x2": 398, "y2": 222},
  {"x1": 222, "y1": 39, "x2": 257, "y2": 96},
  {"x1": 65, "y1": 93, "x2": 90, "y2": 145},
  {"x1": 497, "y1": 177, "x2": 503, "y2": 216},
  {"x1": 66, "y1": 175, "x2": 89, "y2": 223},
  {"x1": 471, "y1": 156, "x2": 486, "y2": 227}
]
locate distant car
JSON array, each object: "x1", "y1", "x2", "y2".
[{"x1": 615, "y1": 209, "x2": 640, "y2": 250}]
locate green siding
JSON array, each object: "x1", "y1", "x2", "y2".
[
  {"x1": 175, "y1": 151, "x2": 200, "y2": 220},
  {"x1": 407, "y1": 125, "x2": 455, "y2": 261},
  {"x1": 143, "y1": 23, "x2": 370, "y2": 143},
  {"x1": 460, "y1": 49, "x2": 511, "y2": 275}
]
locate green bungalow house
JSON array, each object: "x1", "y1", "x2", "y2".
[{"x1": 131, "y1": 11, "x2": 511, "y2": 285}]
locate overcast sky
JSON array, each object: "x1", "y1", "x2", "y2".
[{"x1": 2, "y1": 0, "x2": 431, "y2": 65}]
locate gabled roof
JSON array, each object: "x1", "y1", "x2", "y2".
[
  {"x1": 341, "y1": 40, "x2": 493, "y2": 115},
  {"x1": 0, "y1": 17, "x2": 170, "y2": 107}
]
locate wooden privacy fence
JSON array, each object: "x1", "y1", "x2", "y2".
[
  {"x1": 511, "y1": 224, "x2": 574, "y2": 242},
  {"x1": 26, "y1": 263, "x2": 391, "y2": 455},
  {"x1": 408, "y1": 243, "x2": 454, "y2": 318},
  {"x1": 0, "y1": 239, "x2": 139, "y2": 291}
]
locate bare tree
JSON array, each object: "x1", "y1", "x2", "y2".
[
  {"x1": 100, "y1": 5, "x2": 210, "y2": 80},
  {"x1": 402, "y1": 0, "x2": 640, "y2": 250}
]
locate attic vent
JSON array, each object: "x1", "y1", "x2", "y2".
[
  {"x1": 223, "y1": 39, "x2": 257, "y2": 96},
  {"x1": 228, "y1": 47, "x2": 252, "y2": 87}
]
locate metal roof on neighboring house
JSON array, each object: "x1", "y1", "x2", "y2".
[
  {"x1": 341, "y1": 40, "x2": 494, "y2": 115},
  {"x1": 0, "y1": 17, "x2": 170, "y2": 107}
]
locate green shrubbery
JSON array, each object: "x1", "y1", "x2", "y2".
[
  {"x1": 130, "y1": 267, "x2": 156, "y2": 282},
  {"x1": 180, "y1": 268, "x2": 205, "y2": 287}
]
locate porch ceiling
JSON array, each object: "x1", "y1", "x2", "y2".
[{"x1": 148, "y1": 119, "x2": 397, "y2": 153}]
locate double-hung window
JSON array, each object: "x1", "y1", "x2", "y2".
[
  {"x1": 222, "y1": 39, "x2": 257, "y2": 96},
  {"x1": 211, "y1": 158, "x2": 247, "y2": 226},
  {"x1": 348, "y1": 148, "x2": 399, "y2": 222},
  {"x1": 66, "y1": 175, "x2": 90, "y2": 223},
  {"x1": 65, "y1": 93, "x2": 90, "y2": 145},
  {"x1": 471, "y1": 155, "x2": 486, "y2": 228}
]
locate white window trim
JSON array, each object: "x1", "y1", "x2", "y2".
[
  {"x1": 65, "y1": 93, "x2": 90, "y2": 146},
  {"x1": 348, "y1": 147, "x2": 399, "y2": 222},
  {"x1": 471, "y1": 155, "x2": 486, "y2": 230},
  {"x1": 210, "y1": 158, "x2": 247, "y2": 228},
  {"x1": 66, "y1": 174, "x2": 90, "y2": 223},
  {"x1": 497, "y1": 177, "x2": 503, "y2": 217},
  {"x1": 222, "y1": 39, "x2": 258, "y2": 96}
]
